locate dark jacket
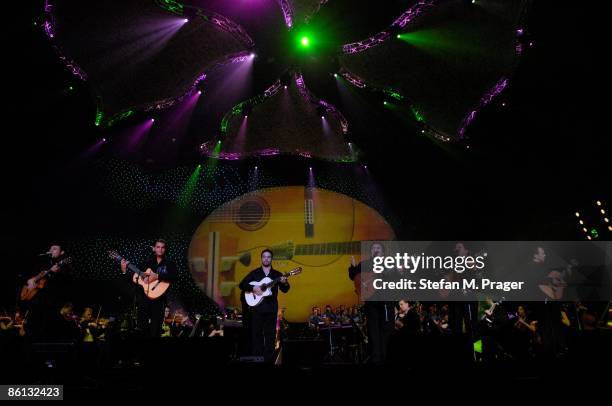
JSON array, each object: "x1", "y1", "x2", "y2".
[{"x1": 239, "y1": 267, "x2": 290, "y2": 313}]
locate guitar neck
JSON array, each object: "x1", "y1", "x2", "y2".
[
  {"x1": 35, "y1": 270, "x2": 52, "y2": 283},
  {"x1": 36, "y1": 259, "x2": 69, "y2": 282},
  {"x1": 264, "y1": 272, "x2": 292, "y2": 289},
  {"x1": 112, "y1": 254, "x2": 144, "y2": 277},
  {"x1": 293, "y1": 241, "x2": 361, "y2": 256},
  {"x1": 126, "y1": 262, "x2": 145, "y2": 277}
]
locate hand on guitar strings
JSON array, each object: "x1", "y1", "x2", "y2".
[
  {"x1": 252, "y1": 286, "x2": 264, "y2": 296},
  {"x1": 144, "y1": 269, "x2": 159, "y2": 282},
  {"x1": 120, "y1": 259, "x2": 129, "y2": 274}
]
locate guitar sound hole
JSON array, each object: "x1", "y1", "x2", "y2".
[
  {"x1": 239, "y1": 202, "x2": 263, "y2": 225},
  {"x1": 235, "y1": 197, "x2": 269, "y2": 231}
]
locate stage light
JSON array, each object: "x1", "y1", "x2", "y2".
[
  {"x1": 601, "y1": 209, "x2": 606, "y2": 214},
  {"x1": 579, "y1": 220, "x2": 584, "y2": 225},
  {"x1": 397, "y1": 34, "x2": 401, "y2": 39},
  {"x1": 309, "y1": 167, "x2": 312, "y2": 170},
  {"x1": 250, "y1": 53, "x2": 256, "y2": 58},
  {"x1": 609, "y1": 225, "x2": 612, "y2": 231},
  {"x1": 587, "y1": 236, "x2": 592, "y2": 240},
  {"x1": 582, "y1": 227, "x2": 587, "y2": 233},
  {"x1": 383, "y1": 101, "x2": 388, "y2": 106},
  {"x1": 183, "y1": 18, "x2": 189, "y2": 23},
  {"x1": 102, "y1": 138, "x2": 106, "y2": 142},
  {"x1": 301, "y1": 36, "x2": 310, "y2": 47},
  {"x1": 597, "y1": 201, "x2": 602, "y2": 206},
  {"x1": 198, "y1": 90, "x2": 202, "y2": 95},
  {"x1": 333, "y1": 73, "x2": 338, "y2": 78},
  {"x1": 255, "y1": 166, "x2": 258, "y2": 170},
  {"x1": 284, "y1": 85, "x2": 287, "y2": 89},
  {"x1": 605, "y1": 218, "x2": 609, "y2": 223},
  {"x1": 151, "y1": 118, "x2": 155, "y2": 122},
  {"x1": 575, "y1": 212, "x2": 580, "y2": 217}
]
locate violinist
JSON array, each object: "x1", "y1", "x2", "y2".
[
  {"x1": 512, "y1": 304, "x2": 540, "y2": 360},
  {"x1": 80, "y1": 307, "x2": 100, "y2": 343},
  {"x1": 0, "y1": 310, "x2": 27, "y2": 337},
  {"x1": 162, "y1": 306, "x2": 173, "y2": 337},
  {"x1": 57, "y1": 302, "x2": 81, "y2": 342}
]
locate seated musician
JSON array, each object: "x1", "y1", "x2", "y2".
[
  {"x1": 394, "y1": 300, "x2": 421, "y2": 333},
  {"x1": 323, "y1": 305, "x2": 336, "y2": 323},
  {"x1": 80, "y1": 307, "x2": 99, "y2": 342},
  {"x1": 309, "y1": 307, "x2": 323, "y2": 327}
]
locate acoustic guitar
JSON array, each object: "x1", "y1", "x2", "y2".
[
  {"x1": 108, "y1": 251, "x2": 170, "y2": 299},
  {"x1": 20, "y1": 257, "x2": 73, "y2": 301},
  {"x1": 244, "y1": 267, "x2": 302, "y2": 307}
]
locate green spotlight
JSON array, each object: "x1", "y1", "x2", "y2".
[
  {"x1": 301, "y1": 36, "x2": 310, "y2": 47},
  {"x1": 397, "y1": 34, "x2": 401, "y2": 39}
]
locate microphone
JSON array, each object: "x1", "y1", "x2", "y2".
[{"x1": 38, "y1": 252, "x2": 52, "y2": 256}]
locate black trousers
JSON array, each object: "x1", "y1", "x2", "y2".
[
  {"x1": 136, "y1": 293, "x2": 166, "y2": 338},
  {"x1": 250, "y1": 311, "x2": 276, "y2": 362},
  {"x1": 365, "y1": 303, "x2": 394, "y2": 364}
]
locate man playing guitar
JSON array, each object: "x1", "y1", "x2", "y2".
[
  {"x1": 120, "y1": 239, "x2": 176, "y2": 338},
  {"x1": 238, "y1": 249, "x2": 290, "y2": 362},
  {"x1": 23, "y1": 243, "x2": 72, "y2": 339}
]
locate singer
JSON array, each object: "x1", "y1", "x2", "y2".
[{"x1": 21, "y1": 243, "x2": 73, "y2": 340}]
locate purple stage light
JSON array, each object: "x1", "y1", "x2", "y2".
[
  {"x1": 342, "y1": 1, "x2": 433, "y2": 54},
  {"x1": 294, "y1": 73, "x2": 349, "y2": 134},
  {"x1": 339, "y1": 70, "x2": 367, "y2": 89},
  {"x1": 458, "y1": 77, "x2": 508, "y2": 139},
  {"x1": 276, "y1": 0, "x2": 294, "y2": 28}
]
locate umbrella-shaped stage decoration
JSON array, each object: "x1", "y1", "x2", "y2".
[{"x1": 42, "y1": 0, "x2": 531, "y2": 160}]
